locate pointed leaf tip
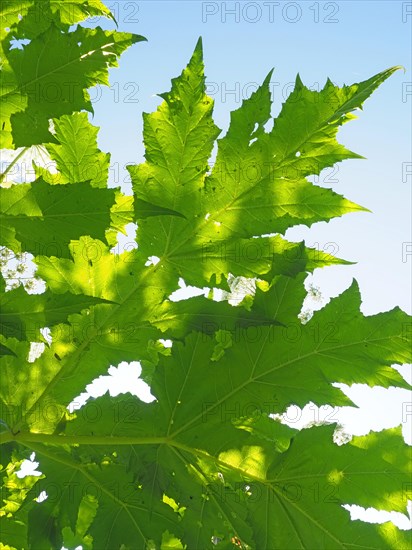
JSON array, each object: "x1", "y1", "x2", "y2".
[
  {"x1": 108, "y1": 8, "x2": 118, "y2": 26},
  {"x1": 195, "y1": 36, "x2": 203, "y2": 51},
  {"x1": 131, "y1": 34, "x2": 147, "y2": 44},
  {"x1": 265, "y1": 68, "x2": 275, "y2": 81},
  {"x1": 187, "y1": 37, "x2": 204, "y2": 69},
  {"x1": 262, "y1": 68, "x2": 274, "y2": 87},
  {"x1": 295, "y1": 73, "x2": 304, "y2": 90},
  {"x1": 388, "y1": 65, "x2": 404, "y2": 74},
  {"x1": 353, "y1": 201, "x2": 372, "y2": 213}
]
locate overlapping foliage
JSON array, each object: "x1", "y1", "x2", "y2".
[{"x1": 0, "y1": 1, "x2": 411, "y2": 548}]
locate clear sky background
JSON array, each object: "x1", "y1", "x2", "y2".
[{"x1": 8, "y1": 0, "x2": 412, "y2": 534}]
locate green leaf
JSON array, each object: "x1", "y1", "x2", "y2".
[
  {"x1": 1, "y1": 0, "x2": 114, "y2": 39},
  {"x1": 130, "y1": 38, "x2": 221, "y2": 218},
  {"x1": 1, "y1": 23, "x2": 145, "y2": 148},
  {"x1": 0, "y1": 516, "x2": 28, "y2": 549},
  {"x1": 0, "y1": 2, "x2": 32, "y2": 37},
  {"x1": 49, "y1": 0, "x2": 115, "y2": 25},
  {"x1": 52, "y1": 278, "x2": 410, "y2": 546},
  {"x1": 58, "y1": 393, "x2": 412, "y2": 549},
  {"x1": 36, "y1": 113, "x2": 112, "y2": 188},
  {"x1": 244, "y1": 425, "x2": 412, "y2": 549},
  {"x1": 61, "y1": 494, "x2": 98, "y2": 550},
  {"x1": 0, "y1": 286, "x2": 113, "y2": 341},
  {"x1": 26, "y1": 445, "x2": 180, "y2": 550},
  {"x1": 131, "y1": 287, "x2": 411, "y2": 443},
  {"x1": 266, "y1": 67, "x2": 402, "y2": 179},
  {"x1": 0, "y1": 179, "x2": 116, "y2": 258},
  {"x1": 33, "y1": 112, "x2": 135, "y2": 242},
  {"x1": 128, "y1": 43, "x2": 393, "y2": 291},
  {"x1": 0, "y1": 342, "x2": 16, "y2": 357}
]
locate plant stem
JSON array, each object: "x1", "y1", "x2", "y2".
[{"x1": 0, "y1": 431, "x2": 170, "y2": 446}]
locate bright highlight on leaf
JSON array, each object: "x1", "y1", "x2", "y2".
[{"x1": 0, "y1": 2, "x2": 410, "y2": 549}]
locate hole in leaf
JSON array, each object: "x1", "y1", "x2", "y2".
[
  {"x1": 10, "y1": 38, "x2": 31, "y2": 50},
  {"x1": 145, "y1": 255, "x2": 160, "y2": 266}
]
